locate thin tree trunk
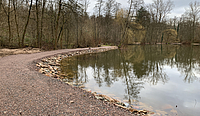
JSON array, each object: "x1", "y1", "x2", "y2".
[
  {"x1": 59, "y1": 13, "x2": 64, "y2": 49},
  {"x1": 40, "y1": 0, "x2": 46, "y2": 48},
  {"x1": 13, "y1": 0, "x2": 20, "y2": 47},
  {"x1": 76, "y1": 15, "x2": 79, "y2": 47},
  {"x1": 192, "y1": 18, "x2": 195, "y2": 43},
  {"x1": 0, "y1": 0, "x2": 2, "y2": 11},
  {"x1": 21, "y1": 0, "x2": 33, "y2": 47},
  {"x1": 7, "y1": 2, "x2": 11, "y2": 46},
  {"x1": 60, "y1": 27, "x2": 63, "y2": 49},
  {"x1": 2, "y1": 0, "x2": 12, "y2": 47},
  {"x1": 121, "y1": 0, "x2": 133, "y2": 45},
  {"x1": 67, "y1": 28, "x2": 69, "y2": 47},
  {"x1": 57, "y1": 25, "x2": 63, "y2": 44},
  {"x1": 54, "y1": 0, "x2": 62, "y2": 50},
  {"x1": 36, "y1": 0, "x2": 40, "y2": 47},
  {"x1": 49, "y1": 2, "x2": 54, "y2": 44}
]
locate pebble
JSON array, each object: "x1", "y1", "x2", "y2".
[
  {"x1": 79, "y1": 85, "x2": 85, "y2": 88},
  {"x1": 70, "y1": 101, "x2": 74, "y2": 103}
]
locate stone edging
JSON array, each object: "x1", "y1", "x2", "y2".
[{"x1": 35, "y1": 47, "x2": 154, "y2": 116}]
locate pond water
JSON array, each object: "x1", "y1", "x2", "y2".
[{"x1": 60, "y1": 45, "x2": 200, "y2": 116}]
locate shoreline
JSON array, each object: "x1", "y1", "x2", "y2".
[
  {"x1": 35, "y1": 46, "x2": 153, "y2": 116},
  {"x1": 0, "y1": 46, "x2": 136, "y2": 115}
]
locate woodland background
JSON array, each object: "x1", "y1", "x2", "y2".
[{"x1": 0, "y1": 0, "x2": 200, "y2": 50}]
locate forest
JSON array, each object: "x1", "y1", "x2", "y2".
[{"x1": 0, "y1": 0, "x2": 200, "y2": 49}]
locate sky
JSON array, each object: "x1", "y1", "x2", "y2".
[{"x1": 86, "y1": 0, "x2": 198, "y2": 18}]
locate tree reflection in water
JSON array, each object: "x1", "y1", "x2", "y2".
[{"x1": 60, "y1": 45, "x2": 200, "y2": 103}]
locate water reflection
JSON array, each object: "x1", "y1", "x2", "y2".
[{"x1": 60, "y1": 45, "x2": 200, "y2": 115}]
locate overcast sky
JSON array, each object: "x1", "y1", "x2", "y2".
[{"x1": 87, "y1": 0, "x2": 198, "y2": 18}]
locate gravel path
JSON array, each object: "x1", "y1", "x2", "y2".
[{"x1": 0, "y1": 46, "x2": 133, "y2": 115}]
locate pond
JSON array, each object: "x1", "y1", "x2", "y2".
[{"x1": 60, "y1": 45, "x2": 200, "y2": 116}]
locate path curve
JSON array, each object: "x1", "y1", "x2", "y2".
[{"x1": 0, "y1": 46, "x2": 133, "y2": 115}]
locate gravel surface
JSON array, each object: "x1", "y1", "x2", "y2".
[{"x1": 0, "y1": 47, "x2": 133, "y2": 115}]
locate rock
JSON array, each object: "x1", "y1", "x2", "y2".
[
  {"x1": 95, "y1": 96, "x2": 104, "y2": 100},
  {"x1": 45, "y1": 73, "x2": 52, "y2": 77},
  {"x1": 40, "y1": 64, "x2": 48, "y2": 68},
  {"x1": 70, "y1": 101, "x2": 74, "y2": 103},
  {"x1": 53, "y1": 66, "x2": 59, "y2": 70},
  {"x1": 138, "y1": 110, "x2": 143, "y2": 113},
  {"x1": 49, "y1": 65, "x2": 53, "y2": 69},
  {"x1": 92, "y1": 92, "x2": 97, "y2": 96},
  {"x1": 129, "y1": 108, "x2": 138, "y2": 113},
  {"x1": 66, "y1": 73, "x2": 74, "y2": 78},
  {"x1": 65, "y1": 82, "x2": 72, "y2": 85},
  {"x1": 143, "y1": 110, "x2": 147, "y2": 114},
  {"x1": 44, "y1": 68, "x2": 50, "y2": 73},
  {"x1": 116, "y1": 102, "x2": 126, "y2": 106},
  {"x1": 53, "y1": 75, "x2": 59, "y2": 78},
  {"x1": 41, "y1": 59, "x2": 48, "y2": 62},
  {"x1": 39, "y1": 69, "x2": 45, "y2": 74},
  {"x1": 96, "y1": 94, "x2": 121, "y2": 103},
  {"x1": 114, "y1": 104, "x2": 127, "y2": 109},
  {"x1": 60, "y1": 73, "x2": 67, "y2": 77},
  {"x1": 54, "y1": 71, "x2": 58, "y2": 74},
  {"x1": 78, "y1": 85, "x2": 85, "y2": 88},
  {"x1": 36, "y1": 63, "x2": 40, "y2": 67}
]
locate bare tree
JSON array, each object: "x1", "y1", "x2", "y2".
[
  {"x1": 40, "y1": 0, "x2": 46, "y2": 48},
  {"x1": 94, "y1": 0, "x2": 104, "y2": 17},
  {"x1": 54, "y1": 0, "x2": 62, "y2": 49},
  {"x1": 121, "y1": 0, "x2": 144, "y2": 45},
  {"x1": 36, "y1": 0, "x2": 40, "y2": 47},
  {"x1": 22, "y1": 0, "x2": 33, "y2": 47},
  {"x1": 185, "y1": 1, "x2": 200, "y2": 42},
  {"x1": 113, "y1": 2, "x2": 121, "y2": 18},
  {"x1": 81, "y1": 0, "x2": 90, "y2": 14},
  {"x1": 2, "y1": 0, "x2": 12, "y2": 46},
  {"x1": 149, "y1": 0, "x2": 174, "y2": 23},
  {"x1": 94, "y1": 0, "x2": 104, "y2": 43},
  {"x1": 104, "y1": 0, "x2": 115, "y2": 17},
  {"x1": 13, "y1": 0, "x2": 20, "y2": 47},
  {"x1": 146, "y1": 0, "x2": 174, "y2": 43}
]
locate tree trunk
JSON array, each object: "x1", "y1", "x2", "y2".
[
  {"x1": 54, "y1": 0, "x2": 62, "y2": 50},
  {"x1": 36, "y1": 0, "x2": 40, "y2": 47},
  {"x1": 21, "y1": 0, "x2": 33, "y2": 47},
  {"x1": 76, "y1": 15, "x2": 79, "y2": 47},
  {"x1": 3, "y1": 0, "x2": 12, "y2": 47},
  {"x1": 8, "y1": 5, "x2": 11, "y2": 47},
  {"x1": 40, "y1": 0, "x2": 46, "y2": 48},
  {"x1": 13, "y1": 0, "x2": 20, "y2": 47},
  {"x1": 192, "y1": 17, "x2": 195, "y2": 43},
  {"x1": 60, "y1": 27, "x2": 63, "y2": 49},
  {"x1": 0, "y1": 0, "x2": 2, "y2": 12},
  {"x1": 121, "y1": 0, "x2": 133, "y2": 45}
]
